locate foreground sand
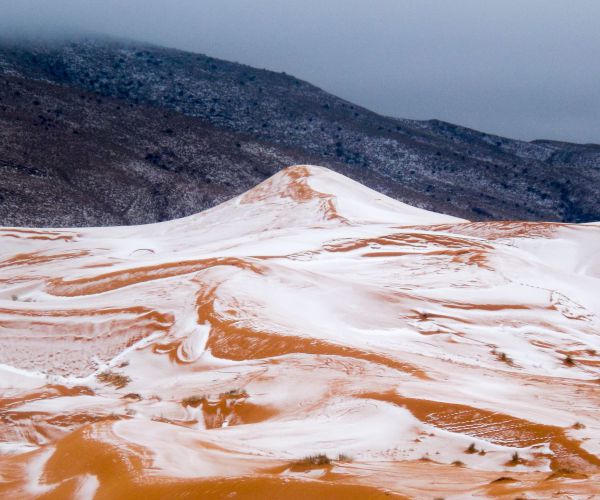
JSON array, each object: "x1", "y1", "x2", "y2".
[{"x1": 1, "y1": 166, "x2": 599, "y2": 499}]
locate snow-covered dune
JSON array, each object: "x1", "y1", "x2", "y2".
[{"x1": 1, "y1": 166, "x2": 599, "y2": 498}]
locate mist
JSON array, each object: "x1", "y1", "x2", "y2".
[{"x1": 1, "y1": 0, "x2": 599, "y2": 143}]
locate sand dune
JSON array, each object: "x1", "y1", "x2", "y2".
[{"x1": 1, "y1": 166, "x2": 599, "y2": 498}]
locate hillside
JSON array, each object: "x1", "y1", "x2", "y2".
[
  {"x1": 1, "y1": 166, "x2": 599, "y2": 498},
  {"x1": 1, "y1": 36, "x2": 599, "y2": 226},
  {"x1": 0, "y1": 74, "x2": 399, "y2": 226}
]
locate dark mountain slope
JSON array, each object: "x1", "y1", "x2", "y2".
[
  {"x1": 1, "y1": 36, "x2": 599, "y2": 226},
  {"x1": 0, "y1": 75, "x2": 427, "y2": 226}
]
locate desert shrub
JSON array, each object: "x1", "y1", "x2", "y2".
[
  {"x1": 122, "y1": 393, "x2": 142, "y2": 400},
  {"x1": 96, "y1": 371, "x2": 131, "y2": 389},
  {"x1": 182, "y1": 395, "x2": 205, "y2": 407},
  {"x1": 293, "y1": 454, "x2": 331, "y2": 466},
  {"x1": 496, "y1": 351, "x2": 514, "y2": 365},
  {"x1": 220, "y1": 388, "x2": 248, "y2": 398},
  {"x1": 508, "y1": 451, "x2": 522, "y2": 465}
]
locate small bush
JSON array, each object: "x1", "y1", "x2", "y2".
[
  {"x1": 452, "y1": 460, "x2": 465, "y2": 467},
  {"x1": 497, "y1": 352, "x2": 513, "y2": 365},
  {"x1": 182, "y1": 395, "x2": 205, "y2": 407},
  {"x1": 293, "y1": 454, "x2": 331, "y2": 467},
  {"x1": 564, "y1": 355, "x2": 575, "y2": 366},
  {"x1": 508, "y1": 451, "x2": 522, "y2": 465},
  {"x1": 336, "y1": 453, "x2": 353, "y2": 462},
  {"x1": 465, "y1": 442, "x2": 477, "y2": 454},
  {"x1": 572, "y1": 422, "x2": 585, "y2": 430},
  {"x1": 220, "y1": 388, "x2": 248, "y2": 398},
  {"x1": 97, "y1": 371, "x2": 131, "y2": 389},
  {"x1": 122, "y1": 393, "x2": 142, "y2": 400}
]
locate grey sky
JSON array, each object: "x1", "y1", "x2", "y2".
[{"x1": 1, "y1": 0, "x2": 599, "y2": 143}]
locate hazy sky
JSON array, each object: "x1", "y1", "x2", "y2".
[{"x1": 2, "y1": 0, "x2": 599, "y2": 143}]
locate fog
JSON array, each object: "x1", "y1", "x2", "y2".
[{"x1": 1, "y1": 0, "x2": 599, "y2": 143}]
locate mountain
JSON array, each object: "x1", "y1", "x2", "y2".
[
  {"x1": 1, "y1": 166, "x2": 599, "y2": 498},
  {"x1": 0, "y1": 69, "x2": 396, "y2": 227},
  {"x1": 1, "y1": 36, "x2": 600, "y2": 227}
]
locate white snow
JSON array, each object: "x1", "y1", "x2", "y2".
[{"x1": 1, "y1": 165, "x2": 599, "y2": 496}]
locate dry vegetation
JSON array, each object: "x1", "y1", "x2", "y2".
[
  {"x1": 96, "y1": 370, "x2": 131, "y2": 389},
  {"x1": 507, "y1": 451, "x2": 524, "y2": 466},
  {"x1": 220, "y1": 388, "x2": 248, "y2": 398},
  {"x1": 465, "y1": 442, "x2": 478, "y2": 454},
  {"x1": 293, "y1": 454, "x2": 332, "y2": 467},
  {"x1": 122, "y1": 393, "x2": 142, "y2": 400},
  {"x1": 181, "y1": 395, "x2": 205, "y2": 407}
]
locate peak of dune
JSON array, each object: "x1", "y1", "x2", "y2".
[
  {"x1": 1, "y1": 166, "x2": 599, "y2": 498},
  {"x1": 201, "y1": 165, "x2": 464, "y2": 232},
  {"x1": 245, "y1": 165, "x2": 464, "y2": 224}
]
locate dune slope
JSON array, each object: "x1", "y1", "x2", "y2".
[{"x1": 1, "y1": 166, "x2": 599, "y2": 498}]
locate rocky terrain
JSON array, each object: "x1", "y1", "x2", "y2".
[
  {"x1": 1, "y1": 166, "x2": 599, "y2": 498},
  {"x1": 1, "y1": 36, "x2": 599, "y2": 227},
  {"x1": 0, "y1": 74, "x2": 364, "y2": 227}
]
